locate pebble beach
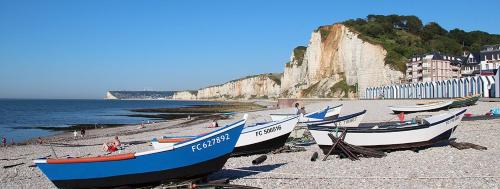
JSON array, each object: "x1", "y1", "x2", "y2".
[{"x1": 1, "y1": 100, "x2": 499, "y2": 188}]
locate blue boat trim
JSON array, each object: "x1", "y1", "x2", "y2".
[
  {"x1": 51, "y1": 154, "x2": 231, "y2": 189},
  {"x1": 304, "y1": 110, "x2": 366, "y2": 125},
  {"x1": 35, "y1": 118, "x2": 246, "y2": 188}
]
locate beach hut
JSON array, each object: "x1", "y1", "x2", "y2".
[
  {"x1": 486, "y1": 76, "x2": 495, "y2": 98},
  {"x1": 414, "y1": 83, "x2": 420, "y2": 99},
  {"x1": 436, "y1": 81, "x2": 442, "y2": 98},
  {"x1": 471, "y1": 77, "x2": 477, "y2": 95},
  {"x1": 446, "y1": 80, "x2": 453, "y2": 98},
  {"x1": 431, "y1": 81, "x2": 437, "y2": 98},
  {"x1": 452, "y1": 79, "x2": 459, "y2": 98},
  {"x1": 401, "y1": 84, "x2": 408, "y2": 99},
  {"x1": 424, "y1": 82, "x2": 430, "y2": 98},
  {"x1": 494, "y1": 67, "x2": 499, "y2": 97},
  {"x1": 458, "y1": 78, "x2": 467, "y2": 97},
  {"x1": 463, "y1": 78, "x2": 470, "y2": 97}
]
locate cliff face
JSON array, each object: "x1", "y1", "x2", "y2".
[
  {"x1": 172, "y1": 91, "x2": 198, "y2": 100},
  {"x1": 281, "y1": 24, "x2": 403, "y2": 98},
  {"x1": 105, "y1": 91, "x2": 175, "y2": 100},
  {"x1": 196, "y1": 74, "x2": 281, "y2": 99},
  {"x1": 170, "y1": 23, "x2": 403, "y2": 100}
]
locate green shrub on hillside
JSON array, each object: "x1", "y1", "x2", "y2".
[
  {"x1": 293, "y1": 46, "x2": 307, "y2": 66},
  {"x1": 343, "y1": 15, "x2": 500, "y2": 72}
]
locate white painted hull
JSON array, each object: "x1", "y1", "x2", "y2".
[
  {"x1": 309, "y1": 109, "x2": 465, "y2": 148},
  {"x1": 235, "y1": 116, "x2": 299, "y2": 148},
  {"x1": 389, "y1": 101, "x2": 453, "y2": 113},
  {"x1": 304, "y1": 110, "x2": 366, "y2": 127},
  {"x1": 324, "y1": 104, "x2": 343, "y2": 119},
  {"x1": 151, "y1": 116, "x2": 300, "y2": 151},
  {"x1": 270, "y1": 106, "x2": 334, "y2": 122}
]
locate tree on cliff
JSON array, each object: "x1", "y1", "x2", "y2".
[{"x1": 343, "y1": 15, "x2": 500, "y2": 72}]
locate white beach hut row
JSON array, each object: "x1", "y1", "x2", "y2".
[{"x1": 364, "y1": 75, "x2": 499, "y2": 99}]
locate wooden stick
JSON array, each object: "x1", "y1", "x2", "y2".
[{"x1": 322, "y1": 130, "x2": 347, "y2": 161}]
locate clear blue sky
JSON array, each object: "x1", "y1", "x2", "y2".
[{"x1": 1, "y1": 0, "x2": 499, "y2": 99}]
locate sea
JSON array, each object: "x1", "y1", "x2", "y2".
[{"x1": 0, "y1": 99, "x2": 217, "y2": 143}]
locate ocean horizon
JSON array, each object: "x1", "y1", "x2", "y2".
[{"x1": 0, "y1": 99, "x2": 217, "y2": 142}]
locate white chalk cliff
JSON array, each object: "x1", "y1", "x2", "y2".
[
  {"x1": 281, "y1": 24, "x2": 403, "y2": 98},
  {"x1": 195, "y1": 74, "x2": 281, "y2": 99},
  {"x1": 172, "y1": 91, "x2": 198, "y2": 100},
  {"x1": 174, "y1": 23, "x2": 403, "y2": 100}
]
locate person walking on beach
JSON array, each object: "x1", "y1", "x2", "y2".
[
  {"x1": 80, "y1": 128, "x2": 86, "y2": 138},
  {"x1": 73, "y1": 130, "x2": 78, "y2": 140},
  {"x1": 2, "y1": 136, "x2": 6, "y2": 147}
]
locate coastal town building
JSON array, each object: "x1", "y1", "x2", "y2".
[
  {"x1": 480, "y1": 45, "x2": 500, "y2": 75},
  {"x1": 406, "y1": 53, "x2": 462, "y2": 83},
  {"x1": 460, "y1": 52, "x2": 480, "y2": 77}
]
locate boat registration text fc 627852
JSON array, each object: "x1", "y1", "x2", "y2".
[
  {"x1": 191, "y1": 134, "x2": 230, "y2": 152},
  {"x1": 255, "y1": 125, "x2": 282, "y2": 136}
]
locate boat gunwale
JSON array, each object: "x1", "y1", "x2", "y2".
[
  {"x1": 303, "y1": 110, "x2": 367, "y2": 125},
  {"x1": 34, "y1": 118, "x2": 246, "y2": 164},
  {"x1": 308, "y1": 109, "x2": 466, "y2": 133}
]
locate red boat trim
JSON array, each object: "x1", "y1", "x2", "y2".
[
  {"x1": 157, "y1": 138, "x2": 191, "y2": 143},
  {"x1": 47, "y1": 153, "x2": 135, "y2": 164}
]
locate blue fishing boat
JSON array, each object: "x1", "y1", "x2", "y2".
[
  {"x1": 270, "y1": 106, "x2": 331, "y2": 122},
  {"x1": 34, "y1": 117, "x2": 247, "y2": 189}
]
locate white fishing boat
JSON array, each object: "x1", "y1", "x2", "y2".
[
  {"x1": 303, "y1": 110, "x2": 366, "y2": 127},
  {"x1": 323, "y1": 104, "x2": 343, "y2": 120},
  {"x1": 152, "y1": 115, "x2": 300, "y2": 156},
  {"x1": 389, "y1": 101, "x2": 453, "y2": 114},
  {"x1": 231, "y1": 115, "x2": 300, "y2": 156},
  {"x1": 308, "y1": 109, "x2": 466, "y2": 154},
  {"x1": 270, "y1": 106, "x2": 333, "y2": 122}
]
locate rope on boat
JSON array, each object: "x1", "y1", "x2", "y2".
[{"x1": 224, "y1": 168, "x2": 500, "y2": 180}]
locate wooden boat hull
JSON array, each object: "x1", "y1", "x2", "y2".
[
  {"x1": 308, "y1": 109, "x2": 466, "y2": 154},
  {"x1": 35, "y1": 119, "x2": 246, "y2": 189},
  {"x1": 389, "y1": 101, "x2": 453, "y2": 114},
  {"x1": 450, "y1": 95, "x2": 480, "y2": 108},
  {"x1": 232, "y1": 115, "x2": 299, "y2": 156}
]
